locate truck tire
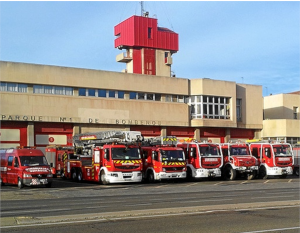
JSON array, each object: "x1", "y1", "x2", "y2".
[
  {"x1": 147, "y1": 170, "x2": 155, "y2": 183},
  {"x1": 247, "y1": 171, "x2": 256, "y2": 180},
  {"x1": 224, "y1": 166, "x2": 236, "y2": 181},
  {"x1": 45, "y1": 182, "x2": 52, "y2": 188},
  {"x1": 77, "y1": 170, "x2": 83, "y2": 182},
  {"x1": 100, "y1": 170, "x2": 108, "y2": 185},
  {"x1": 295, "y1": 167, "x2": 299, "y2": 176},
  {"x1": 18, "y1": 178, "x2": 24, "y2": 189},
  {"x1": 71, "y1": 169, "x2": 78, "y2": 181},
  {"x1": 259, "y1": 166, "x2": 268, "y2": 179},
  {"x1": 0, "y1": 178, "x2": 4, "y2": 186},
  {"x1": 186, "y1": 167, "x2": 194, "y2": 182}
]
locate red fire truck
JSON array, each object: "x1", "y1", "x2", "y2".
[
  {"x1": 0, "y1": 147, "x2": 53, "y2": 188},
  {"x1": 177, "y1": 140, "x2": 223, "y2": 180},
  {"x1": 221, "y1": 142, "x2": 258, "y2": 180},
  {"x1": 62, "y1": 131, "x2": 143, "y2": 184},
  {"x1": 249, "y1": 141, "x2": 294, "y2": 179},
  {"x1": 293, "y1": 144, "x2": 300, "y2": 176},
  {"x1": 45, "y1": 146, "x2": 76, "y2": 177},
  {"x1": 141, "y1": 136, "x2": 186, "y2": 182}
]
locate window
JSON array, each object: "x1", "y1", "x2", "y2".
[
  {"x1": 33, "y1": 85, "x2": 73, "y2": 96},
  {"x1": 166, "y1": 95, "x2": 172, "y2": 102},
  {"x1": 188, "y1": 95, "x2": 231, "y2": 120},
  {"x1": 45, "y1": 86, "x2": 53, "y2": 94},
  {"x1": 148, "y1": 27, "x2": 152, "y2": 39},
  {"x1": 118, "y1": 91, "x2": 124, "y2": 99},
  {"x1": 130, "y1": 92, "x2": 137, "y2": 99},
  {"x1": 98, "y1": 89, "x2": 106, "y2": 97},
  {"x1": 109, "y1": 90, "x2": 115, "y2": 98},
  {"x1": 54, "y1": 86, "x2": 64, "y2": 95},
  {"x1": 293, "y1": 107, "x2": 298, "y2": 119},
  {"x1": 0, "y1": 82, "x2": 28, "y2": 93},
  {"x1": 88, "y1": 89, "x2": 96, "y2": 97},
  {"x1": 78, "y1": 88, "x2": 86, "y2": 96},
  {"x1": 237, "y1": 99, "x2": 242, "y2": 122},
  {"x1": 8, "y1": 156, "x2": 13, "y2": 166},
  {"x1": 155, "y1": 94, "x2": 161, "y2": 101}
]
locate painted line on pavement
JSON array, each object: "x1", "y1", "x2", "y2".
[{"x1": 239, "y1": 226, "x2": 300, "y2": 233}]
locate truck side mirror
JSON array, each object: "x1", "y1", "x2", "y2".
[
  {"x1": 152, "y1": 151, "x2": 158, "y2": 161},
  {"x1": 265, "y1": 148, "x2": 271, "y2": 158},
  {"x1": 104, "y1": 149, "x2": 109, "y2": 160}
]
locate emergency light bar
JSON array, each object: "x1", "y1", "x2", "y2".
[{"x1": 147, "y1": 136, "x2": 177, "y2": 146}]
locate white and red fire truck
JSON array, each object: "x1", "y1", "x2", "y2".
[
  {"x1": 62, "y1": 131, "x2": 143, "y2": 184},
  {"x1": 221, "y1": 142, "x2": 258, "y2": 180},
  {"x1": 45, "y1": 146, "x2": 76, "y2": 177},
  {"x1": 249, "y1": 141, "x2": 294, "y2": 179},
  {"x1": 141, "y1": 136, "x2": 186, "y2": 182},
  {"x1": 293, "y1": 144, "x2": 300, "y2": 176},
  {"x1": 177, "y1": 139, "x2": 223, "y2": 180}
]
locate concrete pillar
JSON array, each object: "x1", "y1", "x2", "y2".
[
  {"x1": 161, "y1": 127, "x2": 167, "y2": 137},
  {"x1": 254, "y1": 129, "x2": 262, "y2": 139},
  {"x1": 194, "y1": 128, "x2": 200, "y2": 141},
  {"x1": 224, "y1": 128, "x2": 231, "y2": 143},
  {"x1": 124, "y1": 92, "x2": 130, "y2": 100},
  {"x1": 27, "y1": 122, "x2": 34, "y2": 146},
  {"x1": 73, "y1": 124, "x2": 81, "y2": 135}
]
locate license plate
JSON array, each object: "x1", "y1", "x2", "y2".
[{"x1": 123, "y1": 173, "x2": 132, "y2": 177}]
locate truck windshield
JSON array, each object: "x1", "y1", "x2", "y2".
[
  {"x1": 19, "y1": 156, "x2": 49, "y2": 166},
  {"x1": 111, "y1": 148, "x2": 141, "y2": 160},
  {"x1": 199, "y1": 146, "x2": 221, "y2": 157},
  {"x1": 230, "y1": 147, "x2": 250, "y2": 156},
  {"x1": 273, "y1": 145, "x2": 292, "y2": 156},
  {"x1": 161, "y1": 150, "x2": 185, "y2": 162}
]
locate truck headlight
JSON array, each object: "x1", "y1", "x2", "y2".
[{"x1": 23, "y1": 173, "x2": 32, "y2": 178}]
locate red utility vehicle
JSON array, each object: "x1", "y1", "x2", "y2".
[
  {"x1": 62, "y1": 131, "x2": 143, "y2": 184},
  {"x1": 141, "y1": 136, "x2": 186, "y2": 182},
  {"x1": 249, "y1": 141, "x2": 294, "y2": 179},
  {"x1": 221, "y1": 142, "x2": 258, "y2": 180},
  {"x1": 45, "y1": 146, "x2": 76, "y2": 177},
  {"x1": 178, "y1": 140, "x2": 223, "y2": 180},
  {"x1": 0, "y1": 147, "x2": 53, "y2": 188}
]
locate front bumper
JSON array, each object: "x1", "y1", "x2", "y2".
[
  {"x1": 267, "y1": 166, "x2": 293, "y2": 176},
  {"x1": 195, "y1": 168, "x2": 222, "y2": 178},
  {"x1": 23, "y1": 177, "x2": 53, "y2": 186},
  {"x1": 235, "y1": 166, "x2": 258, "y2": 173},
  {"x1": 155, "y1": 171, "x2": 186, "y2": 180},
  {"x1": 105, "y1": 171, "x2": 143, "y2": 184}
]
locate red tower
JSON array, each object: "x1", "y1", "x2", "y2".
[{"x1": 114, "y1": 13, "x2": 179, "y2": 77}]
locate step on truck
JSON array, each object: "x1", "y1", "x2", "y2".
[
  {"x1": 45, "y1": 146, "x2": 76, "y2": 177},
  {"x1": 62, "y1": 131, "x2": 144, "y2": 184},
  {"x1": 249, "y1": 141, "x2": 294, "y2": 179},
  {"x1": 0, "y1": 147, "x2": 53, "y2": 188},
  {"x1": 177, "y1": 139, "x2": 223, "y2": 180},
  {"x1": 221, "y1": 142, "x2": 258, "y2": 180},
  {"x1": 141, "y1": 136, "x2": 186, "y2": 182}
]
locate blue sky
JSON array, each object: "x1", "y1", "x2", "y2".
[{"x1": 0, "y1": 1, "x2": 299, "y2": 96}]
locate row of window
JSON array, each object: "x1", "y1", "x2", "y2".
[{"x1": 0, "y1": 82, "x2": 27, "y2": 93}]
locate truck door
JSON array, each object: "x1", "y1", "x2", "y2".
[
  {"x1": 7, "y1": 156, "x2": 19, "y2": 184},
  {"x1": 263, "y1": 145, "x2": 272, "y2": 166}
]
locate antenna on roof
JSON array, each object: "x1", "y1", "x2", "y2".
[{"x1": 140, "y1": 1, "x2": 144, "y2": 16}]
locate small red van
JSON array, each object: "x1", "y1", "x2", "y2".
[{"x1": 0, "y1": 147, "x2": 53, "y2": 188}]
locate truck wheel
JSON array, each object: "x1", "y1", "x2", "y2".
[
  {"x1": 45, "y1": 182, "x2": 52, "y2": 188},
  {"x1": 100, "y1": 170, "x2": 108, "y2": 185},
  {"x1": 186, "y1": 167, "x2": 194, "y2": 182},
  {"x1": 77, "y1": 170, "x2": 83, "y2": 182},
  {"x1": 247, "y1": 171, "x2": 256, "y2": 180},
  {"x1": 18, "y1": 178, "x2": 24, "y2": 189},
  {"x1": 147, "y1": 170, "x2": 155, "y2": 183},
  {"x1": 0, "y1": 178, "x2": 4, "y2": 186},
  {"x1": 224, "y1": 166, "x2": 236, "y2": 181},
  {"x1": 295, "y1": 168, "x2": 299, "y2": 176},
  {"x1": 259, "y1": 166, "x2": 268, "y2": 179},
  {"x1": 71, "y1": 169, "x2": 78, "y2": 181}
]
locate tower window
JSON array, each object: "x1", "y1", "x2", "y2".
[{"x1": 148, "y1": 27, "x2": 152, "y2": 39}]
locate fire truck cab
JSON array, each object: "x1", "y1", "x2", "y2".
[
  {"x1": 141, "y1": 136, "x2": 186, "y2": 182},
  {"x1": 221, "y1": 142, "x2": 258, "y2": 180},
  {"x1": 45, "y1": 146, "x2": 76, "y2": 177},
  {"x1": 293, "y1": 144, "x2": 300, "y2": 176},
  {"x1": 0, "y1": 147, "x2": 53, "y2": 188},
  {"x1": 249, "y1": 141, "x2": 294, "y2": 178},
  {"x1": 178, "y1": 140, "x2": 223, "y2": 180},
  {"x1": 63, "y1": 131, "x2": 143, "y2": 184}
]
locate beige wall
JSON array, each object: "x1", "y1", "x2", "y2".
[
  {"x1": 0, "y1": 61, "x2": 188, "y2": 95},
  {"x1": 262, "y1": 119, "x2": 300, "y2": 138}
]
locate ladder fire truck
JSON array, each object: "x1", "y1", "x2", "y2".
[
  {"x1": 177, "y1": 139, "x2": 223, "y2": 180},
  {"x1": 141, "y1": 136, "x2": 186, "y2": 182},
  {"x1": 62, "y1": 131, "x2": 144, "y2": 184},
  {"x1": 249, "y1": 141, "x2": 294, "y2": 179},
  {"x1": 45, "y1": 146, "x2": 76, "y2": 177},
  {"x1": 221, "y1": 141, "x2": 258, "y2": 180}
]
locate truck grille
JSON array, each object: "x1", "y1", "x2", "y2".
[
  {"x1": 164, "y1": 167, "x2": 184, "y2": 172},
  {"x1": 31, "y1": 174, "x2": 47, "y2": 178},
  {"x1": 116, "y1": 166, "x2": 140, "y2": 170}
]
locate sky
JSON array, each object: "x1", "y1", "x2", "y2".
[{"x1": 0, "y1": 1, "x2": 299, "y2": 96}]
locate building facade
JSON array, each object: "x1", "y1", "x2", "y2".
[
  {"x1": 0, "y1": 14, "x2": 264, "y2": 153},
  {"x1": 262, "y1": 92, "x2": 300, "y2": 146}
]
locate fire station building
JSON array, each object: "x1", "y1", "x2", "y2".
[{"x1": 0, "y1": 14, "x2": 265, "y2": 153}]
